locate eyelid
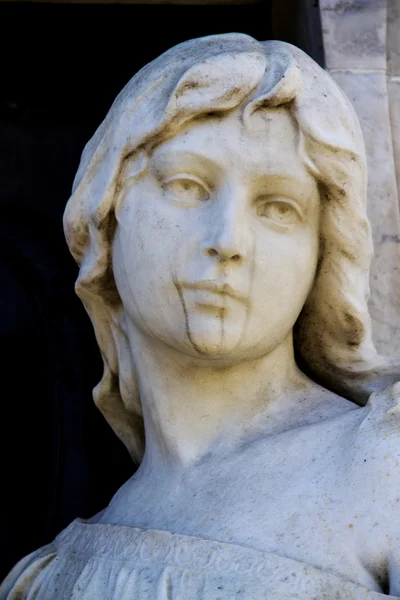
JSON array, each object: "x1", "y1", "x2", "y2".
[
  {"x1": 163, "y1": 173, "x2": 211, "y2": 193},
  {"x1": 257, "y1": 196, "x2": 305, "y2": 220}
]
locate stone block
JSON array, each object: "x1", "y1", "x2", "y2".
[
  {"x1": 388, "y1": 0, "x2": 400, "y2": 75},
  {"x1": 320, "y1": 0, "x2": 387, "y2": 70},
  {"x1": 388, "y1": 78, "x2": 400, "y2": 202}
]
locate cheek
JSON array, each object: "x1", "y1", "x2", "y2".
[
  {"x1": 117, "y1": 178, "x2": 200, "y2": 250},
  {"x1": 112, "y1": 187, "x2": 196, "y2": 340},
  {"x1": 116, "y1": 183, "x2": 178, "y2": 269},
  {"x1": 254, "y1": 227, "x2": 319, "y2": 311}
]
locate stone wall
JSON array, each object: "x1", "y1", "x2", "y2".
[{"x1": 320, "y1": 0, "x2": 400, "y2": 357}]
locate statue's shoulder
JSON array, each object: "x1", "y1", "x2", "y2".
[
  {"x1": 351, "y1": 382, "x2": 400, "y2": 511},
  {"x1": 342, "y1": 383, "x2": 400, "y2": 565},
  {"x1": 362, "y1": 381, "x2": 400, "y2": 440}
]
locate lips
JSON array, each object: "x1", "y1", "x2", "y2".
[{"x1": 181, "y1": 281, "x2": 246, "y2": 304}]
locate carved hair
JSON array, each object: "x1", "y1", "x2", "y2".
[{"x1": 64, "y1": 33, "x2": 400, "y2": 462}]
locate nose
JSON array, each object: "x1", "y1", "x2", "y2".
[{"x1": 203, "y1": 191, "x2": 247, "y2": 264}]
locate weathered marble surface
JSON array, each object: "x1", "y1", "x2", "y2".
[
  {"x1": 320, "y1": 0, "x2": 387, "y2": 71},
  {"x1": 389, "y1": 78, "x2": 400, "y2": 196},
  {"x1": 3, "y1": 507, "x2": 400, "y2": 600},
  {"x1": 1, "y1": 34, "x2": 400, "y2": 599},
  {"x1": 320, "y1": 0, "x2": 400, "y2": 357},
  {"x1": 388, "y1": 0, "x2": 400, "y2": 202},
  {"x1": 3, "y1": 385, "x2": 400, "y2": 599},
  {"x1": 388, "y1": 0, "x2": 400, "y2": 76},
  {"x1": 330, "y1": 70, "x2": 400, "y2": 355}
]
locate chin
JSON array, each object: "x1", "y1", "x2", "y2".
[
  {"x1": 184, "y1": 312, "x2": 247, "y2": 356},
  {"x1": 190, "y1": 341, "x2": 233, "y2": 358},
  {"x1": 184, "y1": 329, "x2": 246, "y2": 361}
]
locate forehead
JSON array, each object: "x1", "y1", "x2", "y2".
[{"x1": 151, "y1": 107, "x2": 311, "y2": 184}]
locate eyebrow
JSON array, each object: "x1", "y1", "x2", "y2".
[
  {"x1": 150, "y1": 148, "x2": 224, "y2": 178},
  {"x1": 256, "y1": 173, "x2": 318, "y2": 203}
]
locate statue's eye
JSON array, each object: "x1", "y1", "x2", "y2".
[
  {"x1": 256, "y1": 197, "x2": 303, "y2": 226},
  {"x1": 163, "y1": 175, "x2": 210, "y2": 205}
]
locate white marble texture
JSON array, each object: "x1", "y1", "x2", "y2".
[
  {"x1": 1, "y1": 34, "x2": 400, "y2": 599},
  {"x1": 320, "y1": 0, "x2": 400, "y2": 357},
  {"x1": 388, "y1": 0, "x2": 400, "y2": 201},
  {"x1": 320, "y1": 0, "x2": 387, "y2": 71},
  {"x1": 388, "y1": 0, "x2": 400, "y2": 76},
  {"x1": 330, "y1": 70, "x2": 400, "y2": 355},
  {"x1": 389, "y1": 78, "x2": 400, "y2": 196}
]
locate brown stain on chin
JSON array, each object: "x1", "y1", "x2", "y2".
[
  {"x1": 173, "y1": 278, "x2": 227, "y2": 356},
  {"x1": 173, "y1": 278, "x2": 207, "y2": 356},
  {"x1": 220, "y1": 264, "x2": 226, "y2": 349},
  {"x1": 219, "y1": 306, "x2": 225, "y2": 349}
]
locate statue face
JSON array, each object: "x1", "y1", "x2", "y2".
[{"x1": 113, "y1": 107, "x2": 320, "y2": 362}]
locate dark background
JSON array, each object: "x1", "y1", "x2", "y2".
[{"x1": 0, "y1": 0, "x2": 323, "y2": 579}]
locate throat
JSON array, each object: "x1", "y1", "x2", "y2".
[{"x1": 128, "y1": 327, "x2": 334, "y2": 467}]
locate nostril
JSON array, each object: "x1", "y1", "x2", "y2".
[
  {"x1": 206, "y1": 248, "x2": 242, "y2": 262},
  {"x1": 207, "y1": 248, "x2": 219, "y2": 257}
]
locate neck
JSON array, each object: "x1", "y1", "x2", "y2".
[{"x1": 127, "y1": 324, "x2": 313, "y2": 469}]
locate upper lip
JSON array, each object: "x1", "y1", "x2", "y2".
[{"x1": 181, "y1": 280, "x2": 246, "y2": 303}]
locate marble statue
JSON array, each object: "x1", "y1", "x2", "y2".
[{"x1": 2, "y1": 33, "x2": 400, "y2": 599}]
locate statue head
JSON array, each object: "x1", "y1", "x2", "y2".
[{"x1": 64, "y1": 33, "x2": 400, "y2": 463}]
